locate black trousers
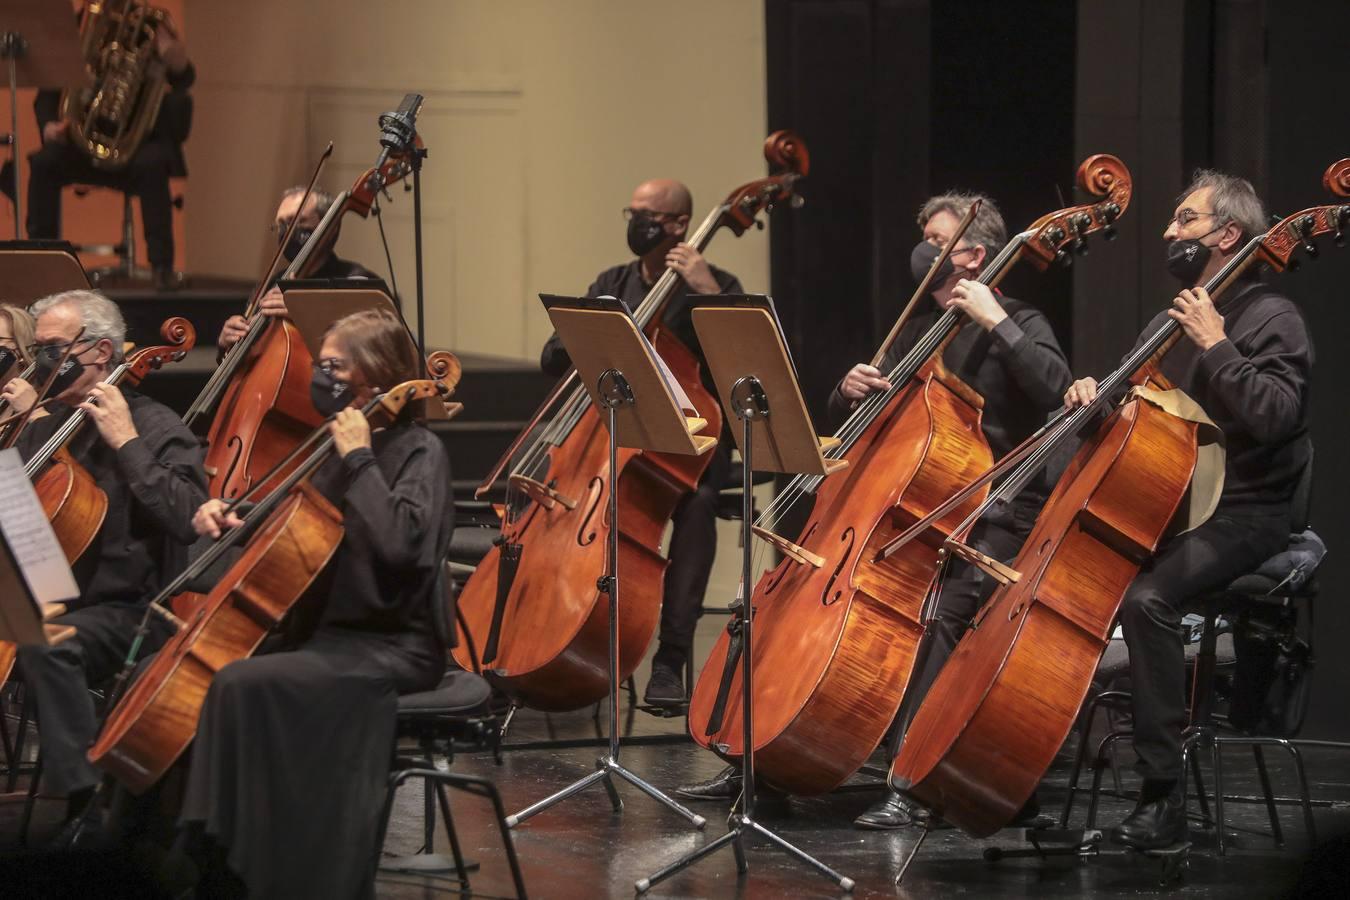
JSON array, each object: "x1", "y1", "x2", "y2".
[
  {"x1": 658, "y1": 439, "x2": 732, "y2": 652},
  {"x1": 26, "y1": 139, "x2": 177, "y2": 268},
  {"x1": 1120, "y1": 510, "x2": 1288, "y2": 782},
  {"x1": 886, "y1": 505, "x2": 1033, "y2": 760},
  {"x1": 15, "y1": 602, "x2": 170, "y2": 797}
]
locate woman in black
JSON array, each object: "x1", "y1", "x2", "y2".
[{"x1": 181, "y1": 309, "x2": 451, "y2": 898}]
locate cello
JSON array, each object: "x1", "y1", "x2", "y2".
[
  {"x1": 0, "y1": 318, "x2": 195, "y2": 685},
  {"x1": 888, "y1": 159, "x2": 1350, "y2": 837},
  {"x1": 90, "y1": 371, "x2": 458, "y2": 793},
  {"x1": 686, "y1": 156, "x2": 1132, "y2": 796},
  {"x1": 182, "y1": 146, "x2": 417, "y2": 501},
  {"x1": 453, "y1": 132, "x2": 809, "y2": 711}
]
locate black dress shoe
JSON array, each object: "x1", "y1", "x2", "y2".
[
  {"x1": 643, "y1": 660, "x2": 686, "y2": 708},
  {"x1": 673, "y1": 765, "x2": 741, "y2": 801},
  {"x1": 1110, "y1": 794, "x2": 1188, "y2": 850},
  {"x1": 854, "y1": 790, "x2": 925, "y2": 830}
]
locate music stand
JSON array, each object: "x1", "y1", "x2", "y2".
[
  {"x1": 0, "y1": 239, "x2": 90, "y2": 302},
  {"x1": 637, "y1": 295, "x2": 854, "y2": 894},
  {"x1": 1, "y1": 0, "x2": 85, "y2": 238},
  {"x1": 503, "y1": 293, "x2": 715, "y2": 831},
  {"x1": 280, "y1": 281, "x2": 455, "y2": 420}
]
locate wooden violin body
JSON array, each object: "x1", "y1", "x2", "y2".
[
  {"x1": 202, "y1": 317, "x2": 321, "y2": 500},
  {"x1": 89, "y1": 481, "x2": 343, "y2": 793},
  {"x1": 454, "y1": 328, "x2": 718, "y2": 710},
  {"x1": 687, "y1": 355, "x2": 991, "y2": 794},
  {"x1": 890, "y1": 392, "x2": 1199, "y2": 836}
]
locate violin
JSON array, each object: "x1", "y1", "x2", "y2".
[
  {"x1": 90, "y1": 372, "x2": 457, "y2": 793},
  {"x1": 183, "y1": 144, "x2": 418, "y2": 502},
  {"x1": 686, "y1": 156, "x2": 1132, "y2": 796},
  {"x1": 889, "y1": 159, "x2": 1350, "y2": 837},
  {"x1": 453, "y1": 132, "x2": 809, "y2": 710}
]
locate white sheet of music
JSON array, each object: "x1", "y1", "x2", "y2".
[{"x1": 0, "y1": 448, "x2": 79, "y2": 607}]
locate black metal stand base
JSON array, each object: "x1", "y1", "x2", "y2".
[
  {"x1": 636, "y1": 810, "x2": 854, "y2": 894},
  {"x1": 506, "y1": 753, "x2": 705, "y2": 830}
]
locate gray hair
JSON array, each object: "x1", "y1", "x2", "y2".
[
  {"x1": 1180, "y1": 169, "x2": 1267, "y2": 239},
  {"x1": 30, "y1": 290, "x2": 126, "y2": 362},
  {"x1": 281, "y1": 185, "x2": 336, "y2": 219},
  {"x1": 917, "y1": 192, "x2": 1007, "y2": 259}
]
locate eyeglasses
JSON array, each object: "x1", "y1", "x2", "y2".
[
  {"x1": 1165, "y1": 208, "x2": 1220, "y2": 229},
  {"x1": 269, "y1": 218, "x2": 321, "y2": 235},
  {"x1": 313, "y1": 358, "x2": 350, "y2": 376},
  {"x1": 621, "y1": 207, "x2": 683, "y2": 222},
  {"x1": 27, "y1": 338, "x2": 93, "y2": 360}
]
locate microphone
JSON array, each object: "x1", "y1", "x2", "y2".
[{"x1": 369, "y1": 93, "x2": 423, "y2": 189}]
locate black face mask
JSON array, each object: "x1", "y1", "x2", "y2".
[
  {"x1": 33, "y1": 345, "x2": 85, "y2": 396},
  {"x1": 626, "y1": 214, "x2": 666, "y2": 256},
  {"x1": 309, "y1": 368, "x2": 353, "y2": 417},
  {"x1": 1164, "y1": 226, "x2": 1222, "y2": 284},
  {"x1": 0, "y1": 346, "x2": 17, "y2": 376},
  {"x1": 909, "y1": 240, "x2": 957, "y2": 287},
  {"x1": 279, "y1": 226, "x2": 316, "y2": 262}
]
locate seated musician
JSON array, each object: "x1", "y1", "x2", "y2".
[
  {"x1": 540, "y1": 178, "x2": 742, "y2": 708},
  {"x1": 27, "y1": 8, "x2": 193, "y2": 289},
  {"x1": 0, "y1": 303, "x2": 37, "y2": 375},
  {"x1": 1064, "y1": 171, "x2": 1313, "y2": 850},
  {"x1": 216, "y1": 186, "x2": 379, "y2": 353},
  {"x1": 180, "y1": 309, "x2": 449, "y2": 897},
  {"x1": 676, "y1": 193, "x2": 1075, "y2": 814},
  {"x1": 1, "y1": 290, "x2": 207, "y2": 828}
]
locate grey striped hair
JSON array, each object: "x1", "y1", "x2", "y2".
[
  {"x1": 30, "y1": 290, "x2": 126, "y2": 362},
  {"x1": 281, "y1": 185, "x2": 336, "y2": 219},
  {"x1": 1180, "y1": 169, "x2": 1267, "y2": 239},
  {"x1": 917, "y1": 192, "x2": 1007, "y2": 258}
]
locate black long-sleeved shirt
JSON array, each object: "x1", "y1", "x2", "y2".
[
  {"x1": 540, "y1": 259, "x2": 743, "y2": 384},
  {"x1": 1123, "y1": 280, "x2": 1312, "y2": 513},
  {"x1": 302, "y1": 421, "x2": 452, "y2": 643},
  {"x1": 828, "y1": 294, "x2": 1072, "y2": 469},
  {"x1": 17, "y1": 389, "x2": 207, "y2": 609}
]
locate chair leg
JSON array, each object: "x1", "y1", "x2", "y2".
[
  {"x1": 1251, "y1": 744, "x2": 1284, "y2": 847},
  {"x1": 432, "y1": 781, "x2": 471, "y2": 884},
  {"x1": 1187, "y1": 741, "x2": 1213, "y2": 827},
  {"x1": 1284, "y1": 741, "x2": 1317, "y2": 845},
  {"x1": 18, "y1": 752, "x2": 42, "y2": 847},
  {"x1": 7, "y1": 693, "x2": 31, "y2": 793},
  {"x1": 1061, "y1": 692, "x2": 1106, "y2": 827},
  {"x1": 1210, "y1": 737, "x2": 1227, "y2": 855}
]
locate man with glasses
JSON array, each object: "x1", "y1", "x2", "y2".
[
  {"x1": 1064, "y1": 170, "x2": 1313, "y2": 850},
  {"x1": 0, "y1": 290, "x2": 207, "y2": 835},
  {"x1": 792, "y1": 192, "x2": 1072, "y2": 824},
  {"x1": 540, "y1": 178, "x2": 742, "y2": 710},
  {"x1": 216, "y1": 186, "x2": 378, "y2": 353}
]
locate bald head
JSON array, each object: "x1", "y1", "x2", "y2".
[{"x1": 631, "y1": 179, "x2": 693, "y2": 217}]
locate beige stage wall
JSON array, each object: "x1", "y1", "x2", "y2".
[{"x1": 182, "y1": 0, "x2": 769, "y2": 361}]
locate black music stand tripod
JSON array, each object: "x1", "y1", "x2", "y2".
[
  {"x1": 506, "y1": 296, "x2": 717, "y2": 830},
  {"x1": 637, "y1": 298, "x2": 854, "y2": 894}
]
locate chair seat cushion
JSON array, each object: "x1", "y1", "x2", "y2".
[
  {"x1": 398, "y1": 668, "x2": 492, "y2": 715},
  {"x1": 1226, "y1": 528, "x2": 1326, "y2": 598},
  {"x1": 448, "y1": 526, "x2": 499, "y2": 566}
]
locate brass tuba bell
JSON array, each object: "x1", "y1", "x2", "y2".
[{"x1": 60, "y1": 0, "x2": 171, "y2": 172}]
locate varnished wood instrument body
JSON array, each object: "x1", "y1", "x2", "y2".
[
  {"x1": 454, "y1": 328, "x2": 719, "y2": 710},
  {"x1": 688, "y1": 353, "x2": 990, "y2": 794},
  {"x1": 890, "y1": 391, "x2": 1197, "y2": 835}
]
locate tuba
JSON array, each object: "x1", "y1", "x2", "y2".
[{"x1": 60, "y1": 0, "x2": 170, "y2": 171}]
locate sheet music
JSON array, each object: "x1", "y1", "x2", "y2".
[
  {"x1": 0, "y1": 449, "x2": 80, "y2": 607},
  {"x1": 601, "y1": 296, "x2": 697, "y2": 417}
]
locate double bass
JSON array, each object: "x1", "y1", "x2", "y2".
[
  {"x1": 453, "y1": 132, "x2": 809, "y2": 710},
  {"x1": 686, "y1": 156, "x2": 1132, "y2": 796},
  {"x1": 183, "y1": 146, "x2": 417, "y2": 501},
  {"x1": 90, "y1": 371, "x2": 457, "y2": 793},
  {"x1": 889, "y1": 159, "x2": 1350, "y2": 836}
]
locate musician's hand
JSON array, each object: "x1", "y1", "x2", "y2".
[
  {"x1": 42, "y1": 121, "x2": 69, "y2": 145},
  {"x1": 666, "y1": 243, "x2": 719, "y2": 294},
  {"x1": 80, "y1": 383, "x2": 138, "y2": 450},
  {"x1": 1169, "y1": 286, "x2": 1226, "y2": 351},
  {"x1": 330, "y1": 408, "x2": 370, "y2": 458},
  {"x1": 1, "y1": 377, "x2": 37, "y2": 414},
  {"x1": 218, "y1": 315, "x2": 249, "y2": 351},
  {"x1": 948, "y1": 279, "x2": 1008, "y2": 331},
  {"x1": 193, "y1": 499, "x2": 245, "y2": 539},
  {"x1": 1064, "y1": 377, "x2": 1098, "y2": 410},
  {"x1": 258, "y1": 287, "x2": 289, "y2": 318},
  {"x1": 155, "y1": 14, "x2": 189, "y2": 74},
  {"x1": 839, "y1": 363, "x2": 893, "y2": 401}
]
